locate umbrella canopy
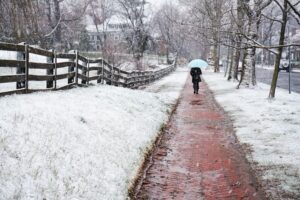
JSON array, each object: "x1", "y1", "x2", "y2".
[{"x1": 188, "y1": 59, "x2": 208, "y2": 69}]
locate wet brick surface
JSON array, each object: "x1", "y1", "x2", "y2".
[{"x1": 135, "y1": 77, "x2": 265, "y2": 200}]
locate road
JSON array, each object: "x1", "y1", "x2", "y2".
[{"x1": 256, "y1": 68, "x2": 300, "y2": 93}]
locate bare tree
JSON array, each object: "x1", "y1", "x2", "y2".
[
  {"x1": 153, "y1": 3, "x2": 175, "y2": 63},
  {"x1": 88, "y1": 0, "x2": 115, "y2": 58},
  {"x1": 227, "y1": 0, "x2": 245, "y2": 81},
  {"x1": 0, "y1": 0, "x2": 39, "y2": 43},
  {"x1": 117, "y1": 0, "x2": 150, "y2": 70},
  {"x1": 0, "y1": 0, "x2": 91, "y2": 50},
  {"x1": 181, "y1": 0, "x2": 230, "y2": 72},
  {"x1": 153, "y1": 2, "x2": 191, "y2": 63},
  {"x1": 43, "y1": 0, "x2": 91, "y2": 50},
  {"x1": 237, "y1": 0, "x2": 272, "y2": 88},
  {"x1": 269, "y1": 0, "x2": 300, "y2": 98}
]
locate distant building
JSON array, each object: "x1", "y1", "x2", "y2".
[{"x1": 86, "y1": 16, "x2": 130, "y2": 51}]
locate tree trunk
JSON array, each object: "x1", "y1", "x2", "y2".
[
  {"x1": 227, "y1": 43, "x2": 235, "y2": 80},
  {"x1": 268, "y1": 35, "x2": 273, "y2": 65},
  {"x1": 213, "y1": 41, "x2": 219, "y2": 72},
  {"x1": 238, "y1": 49, "x2": 247, "y2": 87},
  {"x1": 134, "y1": 54, "x2": 143, "y2": 71},
  {"x1": 238, "y1": 0, "x2": 260, "y2": 88},
  {"x1": 252, "y1": 47, "x2": 257, "y2": 86},
  {"x1": 166, "y1": 46, "x2": 171, "y2": 64},
  {"x1": 269, "y1": 0, "x2": 288, "y2": 98},
  {"x1": 208, "y1": 45, "x2": 214, "y2": 70},
  {"x1": 53, "y1": 0, "x2": 62, "y2": 50},
  {"x1": 209, "y1": 30, "x2": 220, "y2": 73},
  {"x1": 232, "y1": 43, "x2": 241, "y2": 80},
  {"x1": 224, "y1": 46, "x2": 231, "y2": 77},
  {"x1": 233, "y1": 0, "x2": 245, "y2": 80}
]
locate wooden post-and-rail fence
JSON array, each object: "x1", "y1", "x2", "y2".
[{"x1": 0, "y1": 42, "x2": 177, "y2": 97}]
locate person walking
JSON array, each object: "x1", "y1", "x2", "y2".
[{"x1": 190, "y1": 67, "x2": 202, "y2": 94}]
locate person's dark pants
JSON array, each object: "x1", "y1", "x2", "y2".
[{"x1": 193, "y1": 81, "x2": 199, "y2": 94}]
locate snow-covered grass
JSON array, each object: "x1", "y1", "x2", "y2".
[
  {"x1": 257, "y1": 64, "x2": 300, "y2": 73},
  {"x1": 256, "y1": 64, "x2": 274, "y2": 69},
  {"x1": 0, "y1": 67, "x2": 188, "y2": 200},
  {"x1": 204, "y1": 72, "x2": 300, "y2": 199}
]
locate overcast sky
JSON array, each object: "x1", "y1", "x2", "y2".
[{"x1": 147, "y1": 0, "x2": 168, "y2": 9}]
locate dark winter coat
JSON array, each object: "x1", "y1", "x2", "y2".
[{"x1": 190, "y1": 68, "x2": 202, "y2": 83}]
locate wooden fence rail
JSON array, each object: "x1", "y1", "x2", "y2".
[{"x1": 0, "y1": 42, "x2": 177, "y2": 97}]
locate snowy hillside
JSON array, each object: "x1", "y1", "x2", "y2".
[{"x1": 0, "y1": 68, "x2": 188, "y2": 200}]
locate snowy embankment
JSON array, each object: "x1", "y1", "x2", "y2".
[
  {"x1": 0, "y1": 68, "x2": 188, "y2": 200},
  {"x1": 204, "y1": 72, "x2": 300, "y2": 199}
]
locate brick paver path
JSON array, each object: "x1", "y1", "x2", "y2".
[{"x1": 135, "y1": 77, "x2": 264, "y2": 200}]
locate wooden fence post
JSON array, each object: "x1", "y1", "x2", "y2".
[
  {"x1": 116, "y1": 68, "x2": 120, "y2": 86},
  {"x1": 97, "y1": 60, "x2": 101, "y2": 84},
  {"x1": 81, "y1": 59, "x2": 87, "y2": 85},
  {"x1": 54, "y1": 51, "x2": 57, "y2": 89},
  {"x1": 75, "y1": 50, "x2": 79, "y2": 85},
  {"x1": 68, "y1": 51, "x2": 75, "y2": 84},
  {"x1": 111, "y1": 66, "x2": 115, "y2": 86},
  {"x1": 46, "y1": 50, "x2": 54, "y2": 88},
  {"x1": 124, "y1": 74, "x2": 128, "y2": 88},
  {"x1": 24, "y1": 44, "x2": 29, "y2": 92},
  {"x1": 87, "y1": 60, "x2": 90, "y2": 85},
  {"x1": 16, "y1": 43, "x2": 26, "y2": 89},
  {"x1": 107, "y1": 65, "x2": 112, "y2": 85},
  {"x1": 101, "y1": 59, "x2": 104, "y2": 84}
]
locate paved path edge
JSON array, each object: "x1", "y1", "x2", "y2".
[
  {"x1": 129, "y1": 80, "x2": 267, "y2": 200},
  {"x1": 204, "y1": 82, "x2": 268, "y2": 200},
  {"x1": 127, "y1": 84, "x2": 185, "y2": 199}
]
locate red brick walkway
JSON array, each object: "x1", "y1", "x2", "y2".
[{"x1": 135, "y1": 77, "x2": 265, "y2": 200}]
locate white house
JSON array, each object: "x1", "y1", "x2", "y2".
[{"x1": 86, "y1": 16, "x2": 130, "y2": 51}]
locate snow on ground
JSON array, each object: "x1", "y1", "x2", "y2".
[
  {"x1": 0, "y1": 67, "x2": 188, "y2": 200},
  {"x1": 256, "y1": 64, "x2": 274, "y2": 70},
  {"x1": 257, "y1": 64, "x2": 300, "y2": 73},
  {"x1": 143, "y1": 67, "x2": 188, "y2": 106},
  {"x1": 118, "y1": 56, "x2": 168, "y2": 72},
  {"x1": 204, "y1": 72, "x2": 300, "y2": 199}
]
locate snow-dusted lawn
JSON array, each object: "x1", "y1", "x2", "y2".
[
  {"x1": 0, "y1": 67, "x2": 188, "y2": 200},
  {"x1": 204, "y1": 72, "x2": 300, "y2": 199}
]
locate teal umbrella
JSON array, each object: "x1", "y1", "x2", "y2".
[{"x1": 188, "y1": 59, "x2": 208, "y2": 69}]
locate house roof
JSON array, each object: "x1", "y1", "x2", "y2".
[{"x1": 86, "y1": 15, "x2": 129, "y2": 33}]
